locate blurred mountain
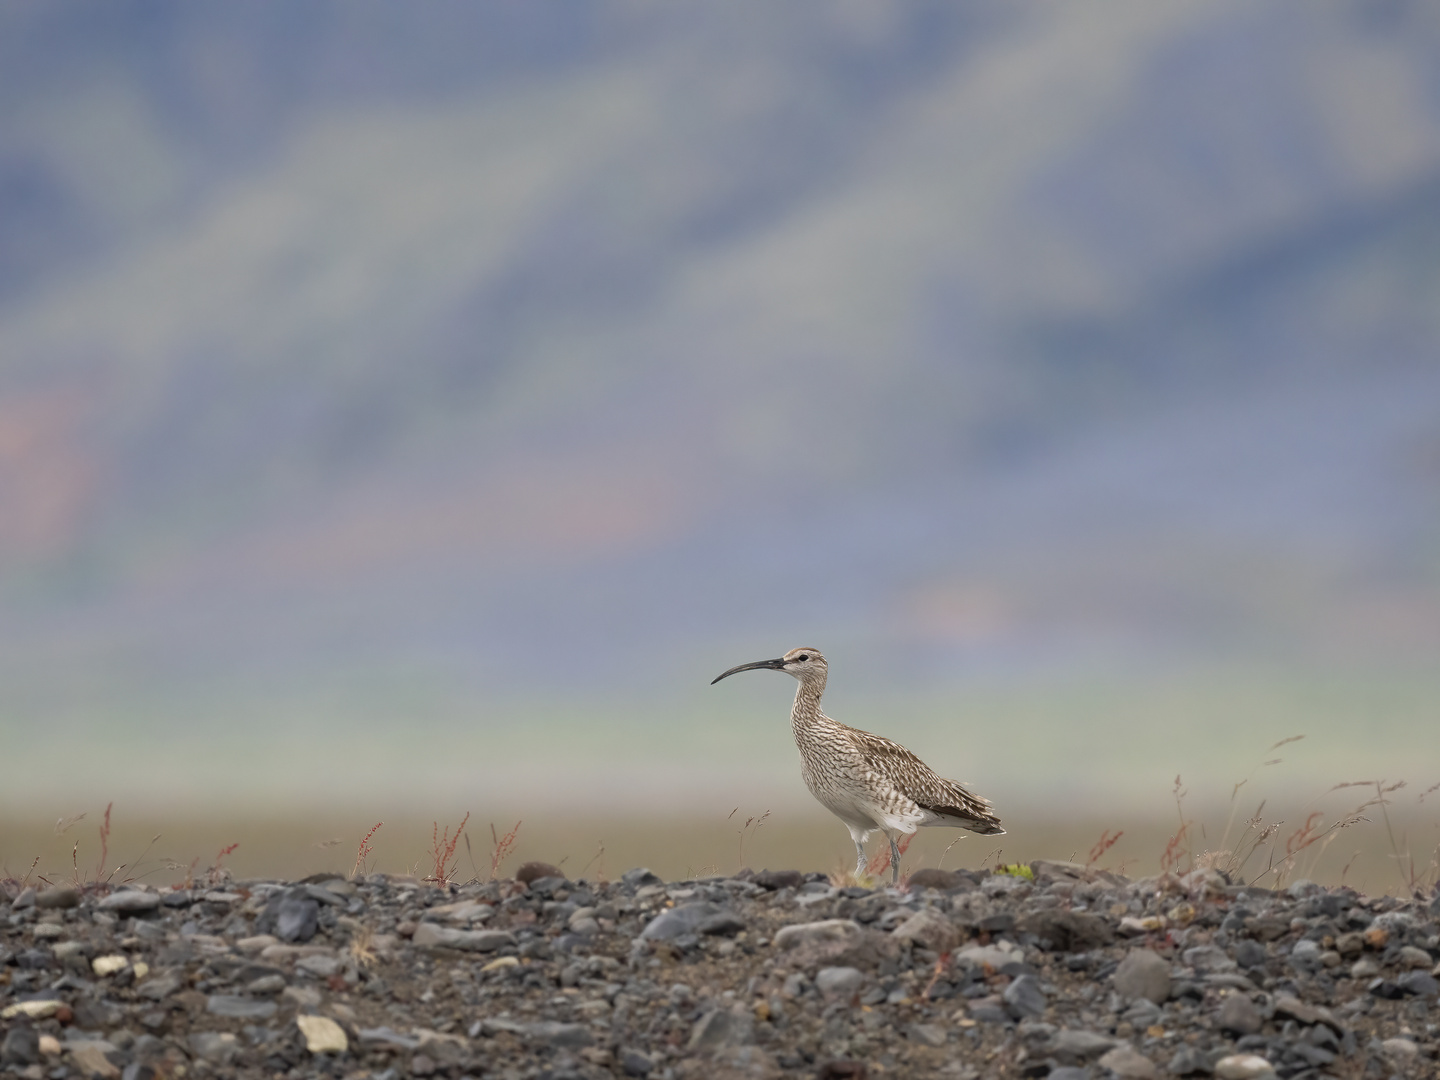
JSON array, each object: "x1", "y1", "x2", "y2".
[{"x1": 1, "y1": 0, "x2": 1439, "y2": 707}]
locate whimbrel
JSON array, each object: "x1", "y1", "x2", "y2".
[{"x1": 712, "y1": 647, "x2": 1003, "y2": 884}]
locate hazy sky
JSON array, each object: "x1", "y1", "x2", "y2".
[{"x1": 1, "y1": 2, "x2": 1437, "y2": 819}]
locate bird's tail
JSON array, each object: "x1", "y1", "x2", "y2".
[{"x1": 928, "y1": 784, "x2": 1005, "y2": 835}]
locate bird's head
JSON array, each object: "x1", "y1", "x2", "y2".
[{"x1": 711, "y1": 647, "x2": 827, "y2": 685}]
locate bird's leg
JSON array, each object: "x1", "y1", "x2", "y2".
[
  {"x1": 888, "y1": 834, "x2": 902, "y2": 885},
  {"x1": 853, "y1": 837, "x2": 868, "y2": 879}
]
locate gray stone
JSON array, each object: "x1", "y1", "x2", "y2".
[
  {"x1": 1381, "y1": 1037, "x2": 1418, "y2": 1062},
  {"x1": 640, "y1": 902, "x2": 742, "y2": 941},
  {"x1": 1213, "y1": 1054, "x2": 1276, "y2": 1080},
  {"x1": 35, "y1": 885, "x2": 81, "y2": 909},
  {"x1": 69, "y1": 1044, "x2": 121, "y2": 1080},
  {"x1": 892, "y1": 907, "x2": 959, "y2": 952},
  {"x1": 1272, "y1": 994, "x2": 1342, "y2": 1033},
  {"x1": 296, "y1": 954, "x2": 341, "y2": 978},
  {"x1": 1233, "y1": 939, "x2": 1267, "y2": 969},
  {"x1": 1167, "y1": 1045, "x2": 1213, "y2": 1076},
  {"x1": 411, "y1": 922, "x2": 515, "y2": 951},
  {"x1": 815, "y1": 966, "x2": 864, "y2": 996},
  {"x1": 358, "y1": 1027, "x2": 422, "y2": 1050},
  {"x1": 137, "y1": 973, "x2": 183, "y2": 1000},
  {"x1": 1099, "y1": 1044, "x2": 1157, "y2": 1079},
  {"x1": 2, "y1": 1025, "x2": 39, "y2": 1066},
  {"x1": 10, "y1": 886, "x2": 35, "y2": 909},
  {"x1": 1350, "y1": 957, "x2": 1380, "y2": 979},
  {"x1": 905, "y1": 868, "x2": 966, "y2": 891},
  {"x1": 1003, "y1": 973, "x2": 1047, "y2": 1019},
  {"x1": 1046, "y1": 1070, "x2": 1089, "y2": 1080},
  {"x1": 954, "y1": 943, "x2": 1014, "y2": 970},
  {"x1": 908, "y1": 1023, "x2": 947, "y2": 1047},
  {"x1": 188, "y1": 1032, "x2": 239, "y2": 1065},
  {"x1": 528, "y1": 1021, "x2": 592, "y2": 1048},
  {"x1": 967, "y1": 1001, "x2": 1011, "y2": 1024},
  {"x1": 1219, "y1": 992, "x2": 1263, "y2": 1035},
  {"x1": 301, "y1": 884, "x2": 347, "y2": 907},
  {"x1": 620, "y1": 1047, "x2": 655, "y2": 1076},
  {"x1": 276, "y1": 896, "x2": 320, "y2": 942},
  {"x1": 1122, "y1": 999, "x2": 1162, "y2": 1028},
  {"x1": 1287, "y1": 938, "x2": 1321, "y2": 971},
  {"x1": 773, "y1": 919, "x2": 863, "y2": 950},
  {"x1": 753, "y1": 869, "x2": 804, "y2": 890},
  {"x1": 1016, "y1": 908, "x2": 1114, "y2": 951},
  {"x1": 1397, "y1": 971, "x2": 1440, "y2": 997},
  {"x1": 1050, "y1": 1028, "x2": 1118, "y2": 1063},
  {"x1": 1114, "y1": 948, "x2": 1171, "y2": 1004},
  {"x1": 247, "y1": 974, "x2": 286, "y2": 994},
  {"x1": 622, "y1": 867, "x2": 663, "y2": 888},
  {"x1": 98, "y1": 890, "x2": 161, "y2": 914},
  {"x1": 205, "y1": 994, "x2": 278, "y2": 1020},
  {"x1": 688, "y1": 1006, "x2": 754, "y2": 1052},
  {"x1": 1184, "y1": 945, "x2": 1236, "y2": 973},
  {"x1": 1398, "y1": 944, "x2": 1432, "y2": 968}
]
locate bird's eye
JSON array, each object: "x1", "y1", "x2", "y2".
[{"x1": 795, "y1": 654, "x2": 809, "y2": 662}]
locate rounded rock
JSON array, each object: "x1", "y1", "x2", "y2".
[
  {"x1": 1213, "y1": 1054, "x2": 1277, "y2": 1080},
  {"x1": 296, "y1": 1014, "x2": 349, "y2": 1054},
  {"x1": 1114, "y1": 948, "x2": 1171, "y2": 1004},
  {"x1": 815, "y1": 966, "x2": 864, "y2": 997}
]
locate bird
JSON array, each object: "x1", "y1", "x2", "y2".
[{"x1": 712, "y1": 646, "x2": 1003, "y2": 884}]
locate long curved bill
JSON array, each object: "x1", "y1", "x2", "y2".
[{"x1": 711, "y1": 658, "x2": 786, "y2": 684}]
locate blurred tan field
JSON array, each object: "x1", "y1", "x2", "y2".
[{"x1": 4, "y1": 796, "x2": 1436, "y2": 898}]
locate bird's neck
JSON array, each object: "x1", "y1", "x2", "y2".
[{"x1": 790, "y1": 674, "x2": 827, "y2": 737}]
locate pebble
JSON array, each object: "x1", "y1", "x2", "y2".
[
  {"x1": 1, "y1": 1026, "x2": 39, "y2": 1066},
  {"x1": 205, "y1": 994, "x2": 278, "y2": 1019},
  {"x1": 905, "y1": 868, "x2": 966, "y2": 891},
  {"x1": 620, "y1": 1048, "x2": 656, "y2": 1076},
  {"x1": 70, "y1": 1043, "x2": 120, "y2": 1078},
  {"x1": 1049, "y1": 1028, "x2": 1118, "y2": 1063},
  {"x1": 1098, "y1": 1043, "x2": 1157, "y2": 1079},
  {"x1": 815, "y1": 966, "x2": 864, "y2": 996},
  {"x1": 410, "y1": 923, "x2": 515, "y2": 951},
  {"x1": 1, "y1": 999, "x2": 63, "y2": 1020},
  {"x1": 1397, "y1": 970, "x2": 1440, "y2": 997},
  {"x1": 1183, "y1": 944, "x2": 1236, "y2": 972},
  {"x1": 91, "y1": 954, "x2": 129, "y2": 976},
  {"x1": 1213, "y1": 1053, "x2": 1277, "y2": 1079},
  {"x1": 1350, "y1": 957, "x2": 1380, "y2": 978},
  {"x1": 275, "y1": 894, "x2": 320, "y2": 942},
  {"x1": 1218, "y1": 991, "x2": 1263, "y2": 1034},
  {"x1": 1381, "y1": 1036, "x2": 1419, "y2": 1061},
  {"x1": 891, "y1": 907, "x2": 958, "y2": 952},
  {"x1": 516, "y1": 861, "x2": 565, "y2": 884},
  {"x1": 954, "y1": 943, "x2": 1013, "y2": 969},
  {"x1": 296, "y1": 953, "x2": 341, "y2": 977},
  {"x1": 1002, "y1": 973, "x2": 1047, "y2": 1018},
  {"x1": 189, "y1": 1032, "x2": 239, "y2": 1065},
  {"x1": 34, "y1": 885, "x2": 80, "y2": 909},
  {"x1": 296, "y1": 1014, "x2": 350, "y2": 1053},
  {"x1": 97, "y1": 889, "x2": 161, "y2": 914},
  {"x1": 1114, "y1": 947, "x2": 1171, "y2": 1003},
  {"x1": 688, "y1": 1006, "x2": 752, "y2": 1052},
  {"x1": 1398, "y1": 944, "x2": 1432, "y2": 968},
  {"x1": 773, "y1": 919, "x2": 861, "y2": 949},
  {"x1": 908, "y1": 1023, "x2": 947, "y2": 1047}
]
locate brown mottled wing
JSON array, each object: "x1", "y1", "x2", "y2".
[{"x1": 847, "y1": 727, "x2": 1005, "y2": 835}]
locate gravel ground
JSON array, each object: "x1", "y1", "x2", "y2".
[{"x1": 2, "y1": 861, "x2": 1438, "y2": 1079}]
